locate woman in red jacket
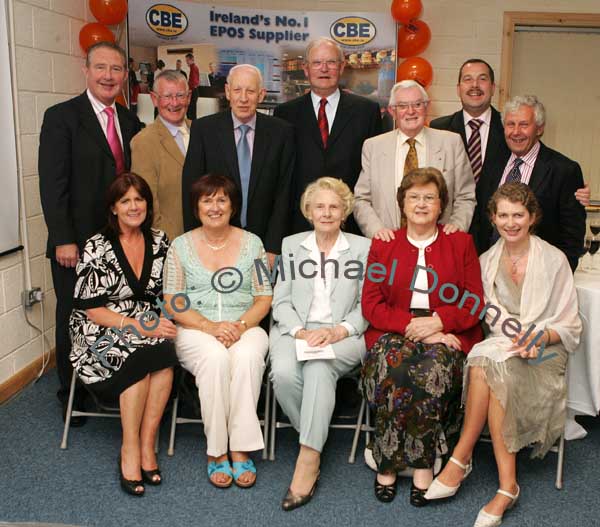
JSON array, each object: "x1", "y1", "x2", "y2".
[{"x1": 360, "y1": 167, "x2": 483, "y2": 506}]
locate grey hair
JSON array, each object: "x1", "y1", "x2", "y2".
[
  {"x1": 305, "y1": 37, "x2": 345, "y2": 63},
  {"x1": 226, "y1": 64, "x2": 264, "y2": 89},
  {"x1": 389, "y1": 80, "x2": 429, "y2": 106},
  {"x1": 153, "y1": 69, "x2": 187, "y2": 90},
  {"x1": 502, "y1": 95, "x2": 546, "y2": 127}
]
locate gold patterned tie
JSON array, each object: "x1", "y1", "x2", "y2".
[{"x1": 404, "y1": 138, "x2": 418, "y2": 176}]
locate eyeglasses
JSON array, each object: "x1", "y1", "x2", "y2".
[
  {"x1": 390, "y1": 100, "x2": 428, "y2": 111},
  {"x1": 405, "y1": 193, "x2": 439, "y2": 204},
  {"x1": 154, "y1": 92, "x2": 189, "y2": 101},
  {"x1": 307, "y1": 60, "x2": 341, "y2": 69}
]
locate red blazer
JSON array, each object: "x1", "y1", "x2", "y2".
[
  {"x1": 362, "y1": 227, "x2": 484, "y2": 353},
  {"x1": 188, "y1": 63, "x2": 200, "y2": 90}
]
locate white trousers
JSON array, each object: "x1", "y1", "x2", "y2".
[{"x1": 176, "y1": 326, "x2": 268, "y2": 457}]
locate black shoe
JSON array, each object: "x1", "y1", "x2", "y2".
[
  {"x1": 410, "y1": 482, "x2": 429, "y2": 507},
  {"x1": 141, "y1": 467, "x2": 162, "y2": 486},
  {"x1": 282, "y1": 473, "x2": 319, "y2": 511},
  {"x1": 119, "y1": 456, "x2": 145, "y2": 497},
  {"x1": 374, "y1": 473, "x2": 397, "y2": 503}
]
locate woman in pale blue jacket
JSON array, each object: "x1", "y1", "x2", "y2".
[{"x1": 270, "y1": 177, "x2": 370, "y2": 511}]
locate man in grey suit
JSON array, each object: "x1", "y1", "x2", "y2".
[{"x1": 354, "y1": 80, "x2": 476, "y2": 241}]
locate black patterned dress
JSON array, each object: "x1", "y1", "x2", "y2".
[{"x1": 69, "y1": 229, "x2": 177, "y2": 399}]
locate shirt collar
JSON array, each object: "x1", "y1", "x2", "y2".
[
  {"x1": 310, "y1": 88, "x2": 340, "y2": 109},
  {"x1": 231, "y1": 111, "x2": 257, "y2": 131},
  {"x1": 508, "y1": 140, "x2": 541, "y2": 168},
  {"x1": 86, "y1": 88, "x2": 117, "y2": 116},
  {"x1": 300, "y1": 230, "x2": 349, "y2": 254},
  {"x1": 463, "y1": 106, "x2": 492, "y2": 128},
  {"x1": 398, "y1": 127, "x2": 426, "y2": 146},
  {"x1": 158, "y1": 115, "x2": 187, "y2": 137}
]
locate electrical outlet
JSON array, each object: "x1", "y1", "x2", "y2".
[{"x1": 22, "y1": 287, "x2": 43, "y2": 308}]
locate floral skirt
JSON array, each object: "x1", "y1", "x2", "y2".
[{"x1": 360, "y1": 333, "x2": 465, "y2": 473}]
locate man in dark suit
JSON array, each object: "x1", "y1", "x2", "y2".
[
  {"x1": 430, "y1": 59, "x2": 509, "y2": 190},
  {"x1": 38, "y1": 42, "x2": 142, "y2": 422},
  {"x1": 274, "y1": 37, "x2": 382, "y2": 234},
  {"x1": 473, "y1": 95, "x2": 585, "y2": 270},
  {"x1": 182, "y1": 64, "x2": 294, "y2": 265}
]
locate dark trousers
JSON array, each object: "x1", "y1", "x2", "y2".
[
  {"x1": 50, "y1": 259, "x2": 78, "y2": 401},
  {"x1": 187, "y1": 87, "x2": 198, "y2": 120}
]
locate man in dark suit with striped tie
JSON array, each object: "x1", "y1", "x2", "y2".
[{"x1": 472, "y1": 95, "x2": 585, "y2": 270}]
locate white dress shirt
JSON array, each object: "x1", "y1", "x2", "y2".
[
  {"x1": 408, "y1": 230, "x2": 438, "y2": 309},
  {"x1": 86, "y1": 89, "x2": 124, "y2": 147},
  {"x1": 463, "y1": 106, "x2": 492, "y2": 163},
  {"x1": 290, "y1": 231, "x2": 356, "y2": 337},
  {"x1": 310, "y1": 89, "x2": 340, "y2": 132},
  {"x1": 158, "y1": 116, "x2": 189, "y2": 155},
  {"x1": 499, "y1": 141, "x2": 541, "y2": 186}
]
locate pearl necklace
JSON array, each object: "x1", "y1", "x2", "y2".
[{"x1": 200, "y1": 230, "x2": 230, "y2": 251}]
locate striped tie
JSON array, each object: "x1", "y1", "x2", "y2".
[
  {"x1": 467, "y1": 118, "x2": 483, "y2": 183},
  {"x1": 506, "y1": 158, "x2": 524, "y2": 183}
]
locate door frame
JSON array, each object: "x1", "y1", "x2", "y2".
[{"x1": 499, "y1": 11, "x2": 600, "y2": 108}]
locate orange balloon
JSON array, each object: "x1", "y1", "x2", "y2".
[
  {"x1": 391, "y1": 0, "x2": 423, "y2": 25},
  {"x1": 396, "y1": 57, "x2": 433, "y2": 88},
  {"x1": 79, "y1": 23, "x2": 115, "y2": 52},
  {"x1": 397, "y1": 20, "x2": 431, "y2": 58},
  {"x1": 90, "y1": 0, "x2": 128, "y2": 26},
  {"x1": 115, "y1": 94, "x2": 127, "y2": 107}
]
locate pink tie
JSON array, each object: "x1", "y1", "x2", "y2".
[{"x1": 104, "y1": 107, "x2": 125, "y2": 175}]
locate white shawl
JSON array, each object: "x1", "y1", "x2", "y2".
[{"x1": 469, "y1": 235, "x2": 582, "y2": 362}]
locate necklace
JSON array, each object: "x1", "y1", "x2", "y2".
[
  {"x1": 505, "y1": 246, "x2": 528, "y2": 277},
  {"x1": 200, "y1": 229, "x2": 230, "y2": 251}
]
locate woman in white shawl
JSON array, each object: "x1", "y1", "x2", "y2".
[{"x1": 425, "y1": 183, "x2": 581, "y2": 527}]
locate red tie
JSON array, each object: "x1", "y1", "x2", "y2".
[
  {"x1": 318, "y1": 98, "x2": 329, "y2": 148},
  {"x1": 104, "y1": 107, "x2": 125, "y2": 175}
]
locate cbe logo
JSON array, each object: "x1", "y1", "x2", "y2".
[
  {"x1": 330, "y1": 17, "x2": 376, "y2": 47},
  {"x1": 146, "y1": 4, "x2": 188, "y2": 37}
]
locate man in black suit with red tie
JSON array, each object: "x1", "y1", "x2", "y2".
[
  {"x1": 274, "y1": 37, "x2": 382, "y2": 234},
  {"x1": 38, "y1": 42, "x2": 142, "y2": 423}
]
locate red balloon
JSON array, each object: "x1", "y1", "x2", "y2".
[
  {"x1": 115, "y1": 94, "x2": 127, "y2": 107},
  {"x1": 396, "y1": 57, "x2": 433, "y2": 88},
  {"x1": 90, "y1": 0, "x2": 128, "y2": 26},
  {"x1": 79, "y1": 23, "x2": 115, "y2": 52},
  {"x1": 397, "y1": 20, "x2": 431, "y2": 58},
  {"x1": 391, "y1": 0, "x2": 423, "y2": 25}
]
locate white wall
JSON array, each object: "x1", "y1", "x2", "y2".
[{"x1": 2, "y1": 0, "x2": 598, "y2": 388}]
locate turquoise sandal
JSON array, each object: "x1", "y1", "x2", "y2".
[
  {"x1": 232, "y1": 459, "x2": 257, "y2": 488},
  {"x1": 207, "y1": 460, "x2": 233, "y2": 488}
]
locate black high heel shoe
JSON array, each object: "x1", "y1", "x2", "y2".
[
  {"x1": 118, "y1": 456, "x2": 145, "y2": 497},
  {"x1": 141, "y1": 467, "x2": 162, "y2": 486},
  {"x1": 374, "y1": 473, "x2": 397, "y2": 503},
  {"x1": 410, "y1": 482, "x2": 429, "y2": 507},
  {"x1": 281, "y1": 472, "x2": 320, "y2": 511}
]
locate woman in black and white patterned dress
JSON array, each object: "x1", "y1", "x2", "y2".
[{"x1": 70, "y1": 173, "x2": 178, "y2": 496}]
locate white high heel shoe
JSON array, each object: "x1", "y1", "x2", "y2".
[
  {"x1": 473, "y1": 485, "x2": 520, "y2": 527},
  {"x1": 423, "y1": 456, "x2": 472, "y2": 500}
]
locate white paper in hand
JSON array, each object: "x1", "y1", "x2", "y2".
[{"x1": 295, "y1": 339, "x2": 336, "y2": 361}]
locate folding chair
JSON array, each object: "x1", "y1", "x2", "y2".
[
  {"x1": 166, "y1": 368, "x2": 271, "y2": 460},
  {"x1": 267, "y1": 367, "x2": 366, "y2": 463},
  {"x1": 60, "y1": 369, "x2": 159, "y2": 452}
]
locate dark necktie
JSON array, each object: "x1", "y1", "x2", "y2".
[
  {"x1": 404, "y1": 138, "x2": 418, "y2": 176},
  {"x1": 104, "y1": 107, "x2": 125, "y2": 175},
  {"x1": 236, "y1": 124, "x2": 251, "y2": 227},
  {"x1": 467, "y1": 118, "x2": 483, "y2": 183},
  {"x1": 318, "y1": 98, "x2": 329, "y2": 148},
  {"x1": 506, "y1": 158, "x2": 524, "y2": 183}
]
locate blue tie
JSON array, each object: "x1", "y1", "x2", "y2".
[{"x1": 236, "y1": 124, "x2": 251, "y2": 227}]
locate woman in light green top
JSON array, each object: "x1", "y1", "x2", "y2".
[{"x1": 163, "y1": 174, "x2": 272, "y2": 489}]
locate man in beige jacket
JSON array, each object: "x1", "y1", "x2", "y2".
[{"x1": 131, "y1": 70, "x2": 191, "y2": 240}]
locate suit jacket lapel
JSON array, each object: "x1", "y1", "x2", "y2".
[
  {"x1": 248, "y1": 113, "x2": 268, "y2": 204},
  {"x1": 424, "y1": 127, "x2": 443, "y2": 168},
  {"x1": 217, "y1": 112, "x2": 241, "y2": 186},
  {"x1": 155, "y1": 118, "x2": 185, "y2": 166},
  {"x1": 485, "y1": 107, "x2": 504, "y2": 165},
  {"x1": 77, "y1": 93, "x2": 113, "y2": 160},
  {"x1": 303, "y1": 93, "x2": 325, "y2": 150},
  {"x1": 449, "y1": 111, "x2": 467, "y2": 147},
  {"x1": 116, "y1": 103, "x2": 135, "y2": 167},
  {"x1": 528, "y1": 142, "x2": 550, "y2": 194},
  {"x1": 329, "y1": 243, "x2": 351, "y2": 296},
  {"x1": 328, "y1": 91, "x2": 353, "y2": 149},
  {"x1": 380, "y1": 131, "x2": 401, "y2": 225}
]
